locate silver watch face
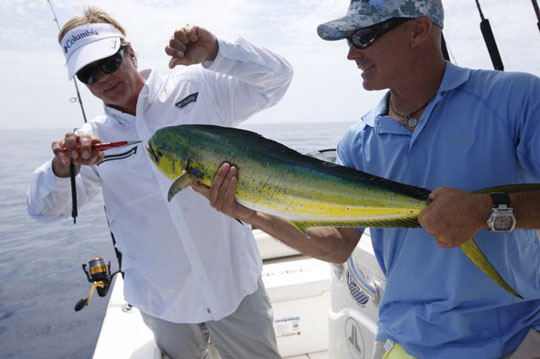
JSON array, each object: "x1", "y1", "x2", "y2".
[{"x1": 492, "y1": 214, "x2": 516, "y2": 231}]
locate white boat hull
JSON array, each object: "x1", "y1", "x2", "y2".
[{"x1": 93, "y1": 230, "x2": 333, "y2": 359}]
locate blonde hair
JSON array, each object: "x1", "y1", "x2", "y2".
[{"x1": 58, "y1": 6, "x2": 127, "y2": 44}]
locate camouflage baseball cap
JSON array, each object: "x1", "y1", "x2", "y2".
[{"x1": 318, "y1": 0, "x2": 444, "y2": 41}]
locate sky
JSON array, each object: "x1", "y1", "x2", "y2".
[{"x1": 0, "y1": 0, "x2": 539, "y2": 130}]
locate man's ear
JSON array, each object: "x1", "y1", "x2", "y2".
[{"x1": 410, "y1": 16, "x2": 433, "y2": 48}]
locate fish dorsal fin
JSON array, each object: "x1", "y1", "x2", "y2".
[{"x1": 168, "y1": 171, "x2": 198, "y2": 202}]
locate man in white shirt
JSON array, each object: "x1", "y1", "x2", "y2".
[{"x1": 27, "y1": 6, "x2": 293, "y2": 359}]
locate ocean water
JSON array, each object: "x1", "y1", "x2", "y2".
[{"x1": 0, "y1": 121, "x2": 354, "y2": 359}]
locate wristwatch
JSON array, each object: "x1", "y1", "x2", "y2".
[{"x1": 486, "y1": 192, "x2": 517, "y2": 232}]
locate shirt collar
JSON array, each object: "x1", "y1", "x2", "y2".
[
  {"x1": 438, "y1": 61, "x2": 471, "y2": 94},
  {"x1": 360, "y1": 61, "x2": 471, "y2": 127},
  {"x1": 360, "y1": 92, "x2": 390, "y2": 127}
]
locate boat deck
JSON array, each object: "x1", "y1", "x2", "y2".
[{"x1": 93, "y1": 255, "x2": 331, "y2": 359}]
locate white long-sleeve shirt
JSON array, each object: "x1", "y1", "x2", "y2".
[{"x1": 27, "y1": 37, "x2": 293, "y2": 323}]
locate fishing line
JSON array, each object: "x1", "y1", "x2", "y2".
[{"x1": 47, "y1": 0, "x2": 88, "y2": 124}]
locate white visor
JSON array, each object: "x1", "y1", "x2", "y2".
[{"x1": 61, "y1": 23, "x2": 125, "y2": 79}]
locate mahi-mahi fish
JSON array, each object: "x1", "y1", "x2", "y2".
[{"x1": 146, "y1": 124, "x2": 539, "y2": 299}]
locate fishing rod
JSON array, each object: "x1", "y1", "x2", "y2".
[
  {"x1": 47, "y1": 0, "x2": 125, "y2": 312},
  {"x1": 533, "y1": 0, "x2": 540, "y2": 34},
  {"x1": 47, "y1": 0, "x2": 87, "y2": 224},
  {"x1": 474, "y1": 0, "x2": 504, "y2": 71}
]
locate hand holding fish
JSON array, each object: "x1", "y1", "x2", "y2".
[
  {"x1": 165, "y1": 24, "x2": 218, "y2": 68},
  {"x1": 418, "y1": 187, "x2": 492, "y2": 248},
  {"x1": 51, "y1": 132, "x2": 104, "y2": 178},
  {"x1": 192, "y1": 163, "x2": 256, "y2": 223},
  {"x1": 192, "y1": 162, "x2": 362, "y2": 264}
]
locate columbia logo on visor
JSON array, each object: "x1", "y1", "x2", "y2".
[{"x1": 63, "y1": 29, "x2": 100, "y2": 54}]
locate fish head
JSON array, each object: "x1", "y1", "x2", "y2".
[{"x1": 146, "y1": 127, "x2": 190, "y2": 180}]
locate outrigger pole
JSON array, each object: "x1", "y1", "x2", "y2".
[
  {"x1": 474, "y1": 0, "x2": 504, "y2": 71},
  {"x1": 532, "y1": 0, "x2": 540, "y2": 34},
  {"x1": 46, "y1": 0, "x2": 85, "y2": 223},
  {"x1": 441, "y1": 34, "x2": 450, "y2": 62}
]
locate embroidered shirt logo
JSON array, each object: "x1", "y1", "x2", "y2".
[
  {"x1": 175, "y1": 92, "x2": 199, "y2": 108},
  {"x1": 440, "y1": 135, "x2": 474, "y2": 144}
]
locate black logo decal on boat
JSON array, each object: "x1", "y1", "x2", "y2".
[
  {"x1": 346, "y1": 317, "x2": 364, "y2": 358},
  {"x1": 175, "y1": 92, "x2": 199, "y2": 108},
  {"x1": 98, "y1": 146, "x2": 138, "y2": 165}
]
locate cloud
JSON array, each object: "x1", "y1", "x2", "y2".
[{"x1": 0, "y1": 0, "x2": 538, "y2": 130}]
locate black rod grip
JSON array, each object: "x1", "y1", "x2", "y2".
[
  {"x1": 480, "y1": 19, "x2": 504, "y2": 71},
  {"x1": 535, "y1": 0, "x2": 540, "y2": 34},
  {"x1": 69, "y1": 162, "x2": 78, "y2": 224},
  {"x1": 532, "y1": 0, "x2": 540, "y2": 26}
]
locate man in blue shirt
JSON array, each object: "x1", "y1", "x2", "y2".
[{"x1": 193, "y1": 0, "x2": 540, "y2": 357}]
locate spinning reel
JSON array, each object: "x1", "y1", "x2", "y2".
[{"x1": 74, "y1": 257, "x2": 121, "y2": 311}]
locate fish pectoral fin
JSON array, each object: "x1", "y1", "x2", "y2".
[
  {"x1": 168, "y1": 171, "x2": 198, "y2": 202},
  {"x1": 291, "y1": 221, "x2": 310, "y2": 239},
  {"x1": 460, "y1": 238, "x2": 523, "y2": 299}
]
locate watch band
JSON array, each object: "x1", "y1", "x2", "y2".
[{"x1": 489, "y1": 192, "x2": 511, "y2": 208}]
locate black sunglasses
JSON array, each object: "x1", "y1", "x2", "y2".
[
  {"x1": 76, "y1": 47, "x2": 126, "y2": 85},
  {"x1": 347, "y1": 17, "x2": 413, "y2": 50}
]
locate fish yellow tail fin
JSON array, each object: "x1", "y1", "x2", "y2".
[
  {"x1": 460, "y1": 239, "x2": 522, "y2": 299},
  {"x1": 465, "y1": 182, "x2": 540, "y2": 298}
]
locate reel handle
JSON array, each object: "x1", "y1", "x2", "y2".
[{"x1": 74, "y1": 281, "x2": 105, "y2": 311}]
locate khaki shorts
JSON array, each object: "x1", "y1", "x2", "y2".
[
  {"x1": 141, "y1": 277, "x2": 280, "y2": 359},
  {"x1": 507, "y1": 329, "x2": 540, "y2": 359}
]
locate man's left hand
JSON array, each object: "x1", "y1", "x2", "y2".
[
  {"x1": 418, "y1": 187, "x2": 491, "y2": 248},
  {"x1": 165, "y1": 24, "x2": 218, "y2": 68}
]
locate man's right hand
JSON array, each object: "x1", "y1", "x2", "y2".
[
  {"x1": 165, "y1": 24, "x2": 219, "y2": 68},
  {"x1": 51, "y1": 132, "x2": 104, "y2": 178}
]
